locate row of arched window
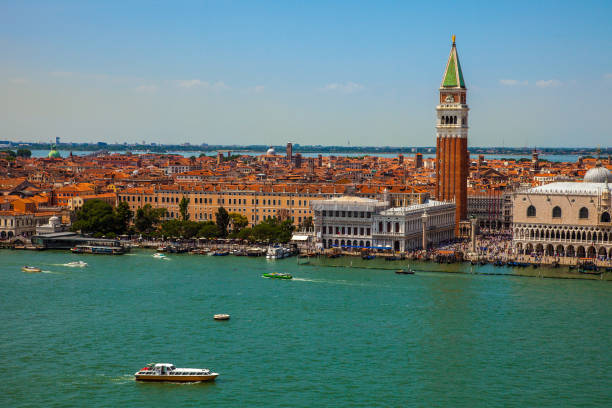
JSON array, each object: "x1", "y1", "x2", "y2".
[
  {"x1": 527, "y1": 205, "x2": 610, "y2": 222},
  {"x1": 440, "y1": 115, "x2": 457, "y2": 125}
]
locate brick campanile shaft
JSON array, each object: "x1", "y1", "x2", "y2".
[{"x1": 435, "y1": 35, "x2": 468, "y2": 232}]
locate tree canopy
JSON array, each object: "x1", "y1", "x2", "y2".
[
  {"x1": 71, "y1": 199, "x2": 130, "y2": 237},
  {"x1": 16, "y1": 148, "x2": 32, "y2": 158},
  {"x1": 134, "y1": 204, "x2": 166, "y2": 235},
  {"x1": 179, "y1": 196, "x2": 190, "y2": 221},
  {"x1": 215, "y1": 207, "x2": 230, "y2": 237}
]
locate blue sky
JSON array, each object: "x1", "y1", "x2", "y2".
[{"x1": 1, "y1": 0, "x2": 611, "y2": 147}]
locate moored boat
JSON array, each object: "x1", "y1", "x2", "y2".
[
  {"x1": 134, "y1": 363, "x2": 218, "y2": 382},
  {"x1": 21, "y1": 266, "x2": 42, "y2": 273},
  {"x1": 395, "y1": 268, "x2": 414, "y2": 275},
  {"x1": 71, "y1": 245, "x2": 125, "y2": 255},
  {"x1": 262, "y1": 272, "x2": 292, "y2": 279}
]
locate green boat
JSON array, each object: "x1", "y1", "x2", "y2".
[{"x1": 262, "y1": 272, "x2": 293, "y2": 280}]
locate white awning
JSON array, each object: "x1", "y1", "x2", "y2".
[{"x1": 291, "y1": 235, "x2": 309, "y2": 241}]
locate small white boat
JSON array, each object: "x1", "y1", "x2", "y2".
[
  {"x1": 65, "y1": 261, "x2": 88, "y2": 267},
  {"x1": 135, "y1": 363, "x2": 218, "y2": 382},
  {"x1": 213, "y1": 314, "x2": 230, "y2": 321},
  {"x1": 22, "y1": 266, "x2": 42, "y2": 273},
  {"x1": 153, "y1": 253, "x2": 166, "y2": 259}
]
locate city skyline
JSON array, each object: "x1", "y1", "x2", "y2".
[{"x1": 1, "y1": 0, "x2": 611, "y2": 147}]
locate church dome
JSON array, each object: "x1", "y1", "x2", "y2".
[
  {"x1": 48, "y1": 144, "x2": 61, "y2": 158},
  {"x1": 266, "y1": 146, "x2": 276, "y2": 155},
  {"x1": 584, "y1": 166, "x2": 612, "y2": 183}
]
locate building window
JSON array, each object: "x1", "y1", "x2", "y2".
[
  {"x1": 527, "y1": 205, "x2": 536, "y2": 217},
  {"x1": 552, "y1": 206, "x2": 561, "y2": 218},
  {"x1": 601, "y1": 212, "x2": 611, "y2": 223},
  {"x1": 579, "y1": 207, "x2": 589, "y2": 219}
]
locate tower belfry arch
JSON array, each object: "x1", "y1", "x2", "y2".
[{"x1": 435, "y1": 35, "x2": 469, "y2": 232}]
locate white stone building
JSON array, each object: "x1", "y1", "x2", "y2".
[
  {"x1": 512, "y1": 162, "x2": 612, "y2": 259},
  {"x1": 372, "y1": 200, "x2": 456, "y2": 252},
  {"x1": 311, "y1": 196, "x2": 388, "y2": 249}
]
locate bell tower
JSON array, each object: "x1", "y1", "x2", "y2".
[{"x1": 435, "y1": 35, "x2": 469, "y2": 230}]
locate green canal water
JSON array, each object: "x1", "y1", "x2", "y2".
[{"x1": 1, "y1": 250, "x2": 611, "y2": 407}]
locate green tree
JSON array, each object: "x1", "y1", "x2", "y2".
[
  {"x1": 115, "y1": 201, "x2": 133, "y2": 234},
  {"x1": 179, "y1": 196, "x2": 190, "y2": 221},
  {"x1": 160, "y1": 219, "x2": 182, "y2": 238},
  {"x1": 198, "y1": 221, "x2": 219, "y2": 239},
  {"x1": 236, "y1": 227, "x2": 252, "y2": 241},
  {"x1": 278, "y1": 219, "x2": 295, "y2": 243},
  {"x1": 16, "y1": 148, "x2": 32, "y2": 158},
  {"x1": 215, "y1": 207, "x2": 230, "y2": 237},
  {"x1": 229, "y1": 212, "x2": 248, "y2": 233},
  {"x1": 134, "y1": 204, "x2": 166, "y2": 235},
  {"x1": 71, "y1": 199, "x2": 118, "y2": 235}
]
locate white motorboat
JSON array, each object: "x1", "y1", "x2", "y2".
[
  {"x1": 135, "y1": 363, "x2": 218, "y2": 382},
  {"x1": 153, "y1": 253, "x2": 166, "y2": 259},
  {"x1": 266, "y1": 246, "x2": 291, "y2": 259}
]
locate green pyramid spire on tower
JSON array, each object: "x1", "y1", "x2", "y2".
[{"x1": 442, "y1": 35, "x2": 465, "y2": 88}]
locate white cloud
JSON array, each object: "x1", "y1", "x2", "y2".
[
  {"x1": 9, "y1": 78, "x2": 28, "y2": 84},
  {"x1": 500, "y1": 79, "x2": 528, "y2": 86},
  {"x1": 535, "y1": 79, "x2": 562, "y2": 88},
  {"x1": 322, "y1": 81, "x2": 365, "y2": 93},
  {"x1": 211, "y1": 81, "x2": 229, "y2": 90},
  {"x1": 135, "y1": 84, "x2": 158, "y2": 93},
  {"x1": 175, "y1": 79, "x2": 228, "y2": 90},
  {"x1": 176, "y1": 79, "x2": 209, "y2": 88}
]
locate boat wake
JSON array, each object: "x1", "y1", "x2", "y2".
[
  {"x1": 62, "y1": 262, "x2": 88, "y2": 268},
  {"x1": 41, "y1": 270, "x2": 61, "y2": 274},
  {"x1": 292, "y1": 277, "x2": 391, "y2": 288}
]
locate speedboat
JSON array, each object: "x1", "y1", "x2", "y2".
[
  {"x1": 22, "y1": 266, "x2": 42, "y2": 273},
  {"x1": 262, "y1": 272, "x2": 292, "y2": 279},
  {"x1": 65, "y1": 261, "x2": 88, "y2": 267},
  {"x1": 213, "y1": 314, "x2": 230, "y2": 320},
  {"x1": 134, "y1": 363, "x2": 218, "y2": 382},
  {"x1": 153, "y1": 253, "x2": 166, "y2": 259}
]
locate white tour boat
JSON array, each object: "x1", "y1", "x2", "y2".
[{"x1": 134, "y1": 363, "x2": 218, "y2": 382}]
